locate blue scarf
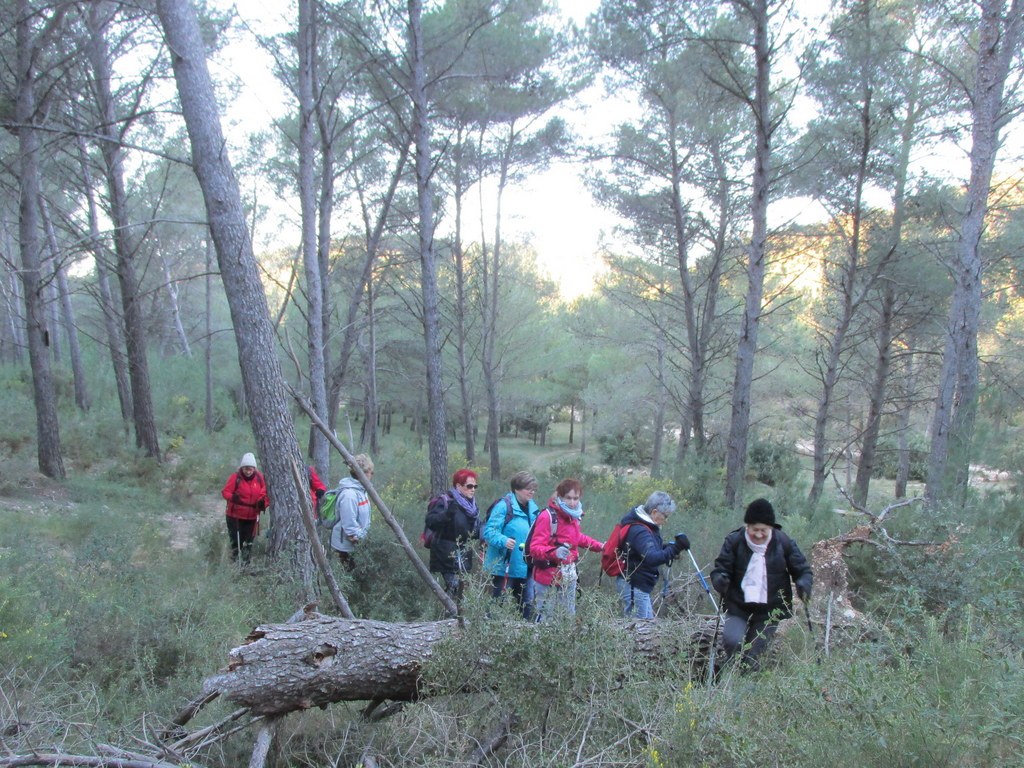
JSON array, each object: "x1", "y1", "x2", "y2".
[
  {"x1": 556, "y1": 497, "x2": 583, "y2": 520},
  {"x1": 451, "y1": 488, "x2": 479, "y2": 519}
]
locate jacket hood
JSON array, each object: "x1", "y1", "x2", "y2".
[
  {"x1": 337, "y1": 477, "x2": 365, "y2": 491},
  {"x1": 621, "y1": 506, "x2": 657, "y2": 529}
]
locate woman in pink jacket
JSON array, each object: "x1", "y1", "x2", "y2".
[{"x1": 527, "y1": 478, "x2": 603, "y2": 621}]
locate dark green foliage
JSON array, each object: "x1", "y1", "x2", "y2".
[
  {"x1": 748, "y1": 437, "x2": 800, "y2": 487},
  {"x1": 871, "y1": 435, "x2": 929, "y2": 481},
  {"x1": 597, "y1": 429, "x2": 652, "y2": 466}
]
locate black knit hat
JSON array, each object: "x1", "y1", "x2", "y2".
[{"x1": 744, "y1": 498, "x2": 776, "y2": 526}]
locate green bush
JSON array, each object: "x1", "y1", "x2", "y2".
[
  {"x1": 870, "y1": 435, "x2": 929, "y2": 482},
  {"x1": 597, "y1": 429, "x2": 652, "y2": 466},
  {"x1": 748, "y1": 437, "x2": 800, "y2": 487}
]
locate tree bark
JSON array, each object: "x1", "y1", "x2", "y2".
[
  {"x1": 156, "y1": 0, "x2": 314, "y2": 590},
  {"x1": 297, "y1": 0, "x2": 330, "y2": 476},
  {"x1": 39, "y1": 197, "x2": 90, "y2": 411},
  {"x1": 202, "y1": 615, "x2": 711, "y2": 716},
  {"x1": 87, "y1": 1, "x2": 161, "y2": 459},
  {"x1": 14, "y1": 0, "x2": 66, "y2": 480},
  {"x1": 926, "y1": 0, "x2": 1023, "y2": 505},
  {"x1": 75, "y1": 134, "x2": 132, "y2": 424},
  {"x1": 408, "y1": 0, "x2": 449, "y2": 493},
  {"x1": 724, "y1": 0, "x2": 771, "y2": 508}
]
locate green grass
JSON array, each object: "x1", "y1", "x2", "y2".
[{"x1": 1, "y1": 377, "x2": 1022, "y2": 766}]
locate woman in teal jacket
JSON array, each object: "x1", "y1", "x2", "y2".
[{"x1": 482, "y1": 471, "x2": 540, "y2": 618}]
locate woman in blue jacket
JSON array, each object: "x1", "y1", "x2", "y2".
[{"x1": 482, "y1": 471, "x2": 540, "y2": 618}]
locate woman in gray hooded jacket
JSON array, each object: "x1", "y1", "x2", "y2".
[{"x1": 330, "y1": 454, "x2": 374, "y2": 570}]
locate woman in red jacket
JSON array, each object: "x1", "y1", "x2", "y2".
[
  {"x1": 221, "y1": 452, "x2": 269, "y2": 564},
  {"x1": 527, "y1": 477, "x2": 604, "y2": 621}
]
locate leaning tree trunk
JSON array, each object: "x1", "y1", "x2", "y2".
[{"x1": 156, "y1": 0, "x2": 314, "y2": 591}]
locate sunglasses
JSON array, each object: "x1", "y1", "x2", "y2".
[{"x1": 464, "y1": 483, "x2": 478, "y2": 489}]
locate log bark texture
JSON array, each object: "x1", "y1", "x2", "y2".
[{"x1": 203, "y1": 615, "x2": 712, "y2": 716}]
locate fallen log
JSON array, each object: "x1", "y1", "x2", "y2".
[{"x1": 203, "y1": 614, "x2": 716, "y2": 716}]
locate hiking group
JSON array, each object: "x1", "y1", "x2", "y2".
[{"x1": 221, "y1": 454, "x2": 813, "y2": 672}]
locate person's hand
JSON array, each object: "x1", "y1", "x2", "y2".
[
  {"x1": 315, "y1": 489, "x2": 325, "y2": 500},
  {"x1": 505, "y1": 538, "x2": 516, "y2": 551},
  {"x1": 712, "y1": 575, "x2": 729, "y2": 597},
  {"x1": 673, "y1": 533, "x2": 690, "y2": 551},
  {"x1": 231, "y1": 493, "x2": 241, "y2": 504},
  {"x1": 555, "y1": 543, "x2": 571, "y2": 561},
  {"x1": 797, "y1": 583, "x2": 812, "y2": 601}
]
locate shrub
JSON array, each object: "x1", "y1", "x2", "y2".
[
  {"x1": 748, "y1": 437, "x2": 800, "y2": 487},
  {"x1": 870, "y1": 435, "x2": 929, "y2": 482},
  {"x1": 597, "y1": 429, "x2": 652, "y2": 467}
]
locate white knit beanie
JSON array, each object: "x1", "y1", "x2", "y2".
[{"x1": 240, "y1": 452, "x2": 257, "y2": 468}]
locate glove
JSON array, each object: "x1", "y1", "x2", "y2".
[
  {"x1": 673, "y1": 533, "x2": 690, "y2": 551},
  {"x1": 797, "y1": 582, "x2": 812, "y2": 601},
  {"x1": 711, "y1": 575, "x2": 729, "y2": 596},
  {"x1": 315, "y1": 489, "x2": 325, "y2": 500},
  {"x1": 555, "y1": 544, "x2": 571, "y2": 562}
]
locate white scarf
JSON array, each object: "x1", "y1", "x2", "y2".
[{"x1": 741, "y1": 529, "x2": 773, "y2": 604}]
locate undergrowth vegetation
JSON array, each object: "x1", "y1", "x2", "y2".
[{"x1": 0, "y1": 368, "x2": 1021, "y2": 767}]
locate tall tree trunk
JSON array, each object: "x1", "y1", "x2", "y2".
[
  {"x1": 0, "y1": 247, "x2": 25, "y2": 365},
  {"x1": 314, "y1": 79, "x2": 336, "y2": 479},
  {"x1": 156, "y1": 0, "x2": 314, "y2": 591},
  {"x1": 325, "y1": 146, "x2": 407, "y2": 438},
  {"x1": 408, "y1": 0, "x2": 449, "y2": 493},
  {"x1": 853, "y1": 53, "x2": 921, "y2": 506},
  {"x1": 298, "y1": 0, "x2": 329, "y2": 476},
  {"x1": 39, "y1": 197, "x2": 90, "y2": 411},
  {"x1": 359, "y1": 277, "x2": 378, "y2": 455},
  {"x1": 452, "y1": 129, "x2": 476, "y2": 462},
  {"x1": 650, "y1": 332, "x2": 666, "y2": 477},
  {"x1": 894, "y1": 353, "x2": 917, "y2": 499},
  {"x1": 76, "y1": 134, "x2": 132, "y2": 424},
  {"x1": 87, "y1": 2, "x2": 160, "y2": 459},
  {"x1": 158, "y1": 250, "x2": 192, "y2": 358},
  {"x1": 725, "y1": 0, "x2": 771, "y2": 509},
  {"x1": 204, "y1": 236, "x2": 215, "y2": 433},
  {"x1": 926, "y1": 0, "x2": 1023, "y2": 505},
  {"x1": 14, "y1": 0, "x2": 66, "y2": 479},
  {"x1": 808, "y1": 73, "x2": 875, "y2": 507},
  {"x1": 481, "y1": 125, "x2": 514, "y2": 480}
]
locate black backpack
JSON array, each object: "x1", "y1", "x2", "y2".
[{"x1": 420, "y1": 492, "x2": 450, "y2": 549}]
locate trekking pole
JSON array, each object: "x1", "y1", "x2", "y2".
[
  {"x1": 686, "y1": 550, "x2": 723, "y2": 686},
  {"x1": 686, "y1": 550, "x2": 720, "y2": 614}
]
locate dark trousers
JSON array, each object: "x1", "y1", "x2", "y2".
[
  {"x1": 722, "y1": 612, "x2": 779, "y2": 672},
  {"x1": 226, "y1": 516, "x2": 257, "y2": 564},
  {"x1": 491, "y1": 575, "x2": 532, "y2": 618}
]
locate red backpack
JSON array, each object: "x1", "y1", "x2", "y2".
[{"x1": 601, "y1": 521, "x2": 642, "y2": 578}]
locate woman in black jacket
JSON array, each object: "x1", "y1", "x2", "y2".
[
  {"x1": 710, "y1": 498, "x2": 812, "y2": 672},
  {"x1": 425, "y1": 468, "x2": 481, "y2": 602}
]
